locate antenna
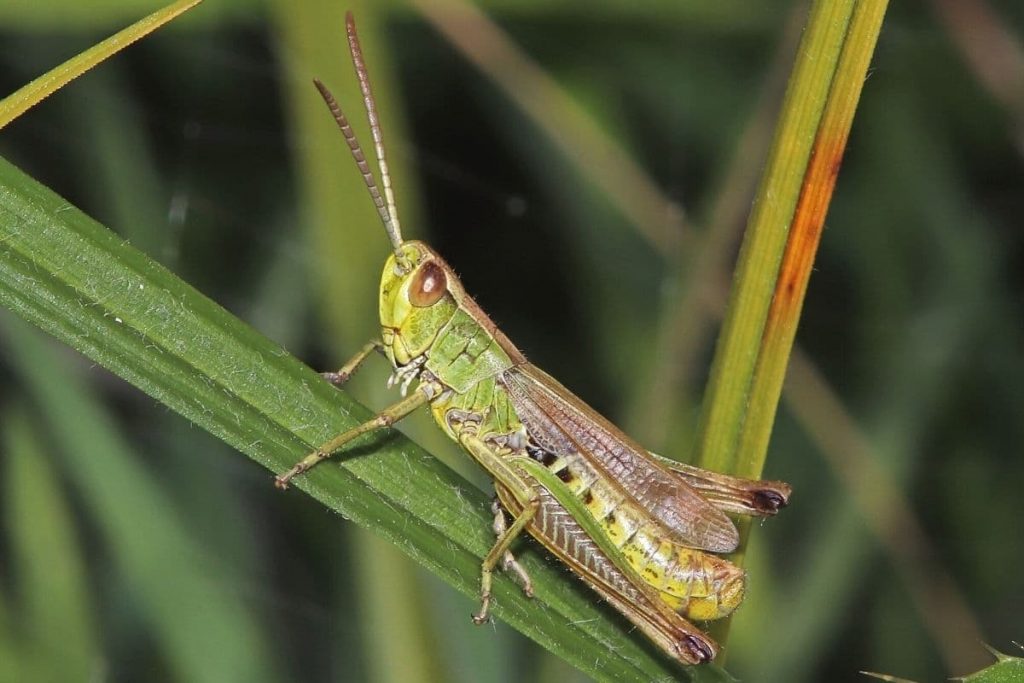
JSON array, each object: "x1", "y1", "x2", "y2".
[
  {"x1": 346, "y1": 12, "x2": 401, "y2": 241},
  {"x1": 312, "y1": 12, "x2": 404, "y2": 252}
]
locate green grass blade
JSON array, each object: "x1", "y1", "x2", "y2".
[
  {"x1": 0, "y1": 0, "x2": 203, "y2": 130},
  {"x1": 740, "y1": 77, "x2": 1004, "y2": 681},
  {"x1": 693, "y1": 0, "x2": 858, "y2": 476},
  {"x1": 691, "y1": 0, "x2": 889, "y2": 654},
  {"x1": 4, "y1": 406, "x2": 98, "y2": 681},
  {"x1": 0, "y1": 152, "x2": 724, "y2": 681},
  {"x1": 864, "y1": 646, "x2": 1024, "y2": 683},
  {"x1": 961, "y1": 648, "x2": 1024, "y2": 683},
  {"x1": 731, "y1": 0, "x2": 890, "y2": 480},
  {"x1": 0, "y1": 587, "x2": 34, "y2": 683}
]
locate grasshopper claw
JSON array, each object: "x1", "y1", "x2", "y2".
[
  {"x1": 683, "y1": 635, "x2": 716, "y2": 663},
  {"x1": 321, "y1": 371, "x2": 350, "y2": 386},
  {"x1": 471, "y1": 595, "x2": 492, "y2": 625},
  {"x1": 275, "y1": 459, "x2": 315, "y2": 490}
]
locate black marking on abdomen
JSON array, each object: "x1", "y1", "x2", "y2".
[{"x1": 526, "y1": 440, "x2": 558, "y2": 467}]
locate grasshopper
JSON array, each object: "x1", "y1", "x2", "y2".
[{"x1": 276, "y1": 12, "x2": 792, "y2": 666}]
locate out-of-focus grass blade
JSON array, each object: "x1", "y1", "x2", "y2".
[
  {"x1": 0, "y1": 528, "x2": 32, "y2": 682},
  {"x1": 4, "y1": 406, "x2": 99, "y2": 682},
  {"x1": 354, "y1": 532, "x2": 447, "y2": 683},
  {"x1": 0, "y1": 0, "x2": 203, "y2": 130},
  {"x1": 67, "y1": 66, "x2": 169, "y2": 258},
  {"x1": 0, "y1": 153, "x2": 728, "y2": 681},
  {"x1": 2, "y1": 315, "x2": 281, "y2": 683}
]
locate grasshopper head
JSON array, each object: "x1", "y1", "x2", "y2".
[
  {"x1": 379, "y1": 240, "x2": 459, "y2": 367},
  {"x1": 311, "y1": 16, "x2": 470, "y2": 369}
]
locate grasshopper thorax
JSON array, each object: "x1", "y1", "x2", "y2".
[{"x1": 379, "y1": 240, "x2": 460, "y2": 368}]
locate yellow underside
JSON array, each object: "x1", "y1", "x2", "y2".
[{"x1": 571, "y1": 461, "x2": 746, "y2": 621}]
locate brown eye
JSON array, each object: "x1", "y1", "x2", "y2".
[{"x1": 409, "y1": 261, "x2": 447, "y2": 307}]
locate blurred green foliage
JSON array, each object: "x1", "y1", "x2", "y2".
[{"x1": 0, "y1": 1, "x2": 1022, "y2": 682}]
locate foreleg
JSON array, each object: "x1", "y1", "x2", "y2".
[
  {"x1": 322, "y1": 340, "x2": 385, "y2": 387},
  {"x1": 275, "y1": 388, "x2": 428, "y2": 489}
]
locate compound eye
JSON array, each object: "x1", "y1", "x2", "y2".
[{"x1": 409, "y1": 261, "x2": 447, "y2": 307}]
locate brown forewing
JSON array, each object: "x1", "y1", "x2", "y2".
[{"x1": 501, "y1": 364, "x2": 739, "y2": 554}]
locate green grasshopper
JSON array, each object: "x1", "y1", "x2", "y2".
[{"x1": 276, "y1": 12, "x2": 791, "y2": 666}]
